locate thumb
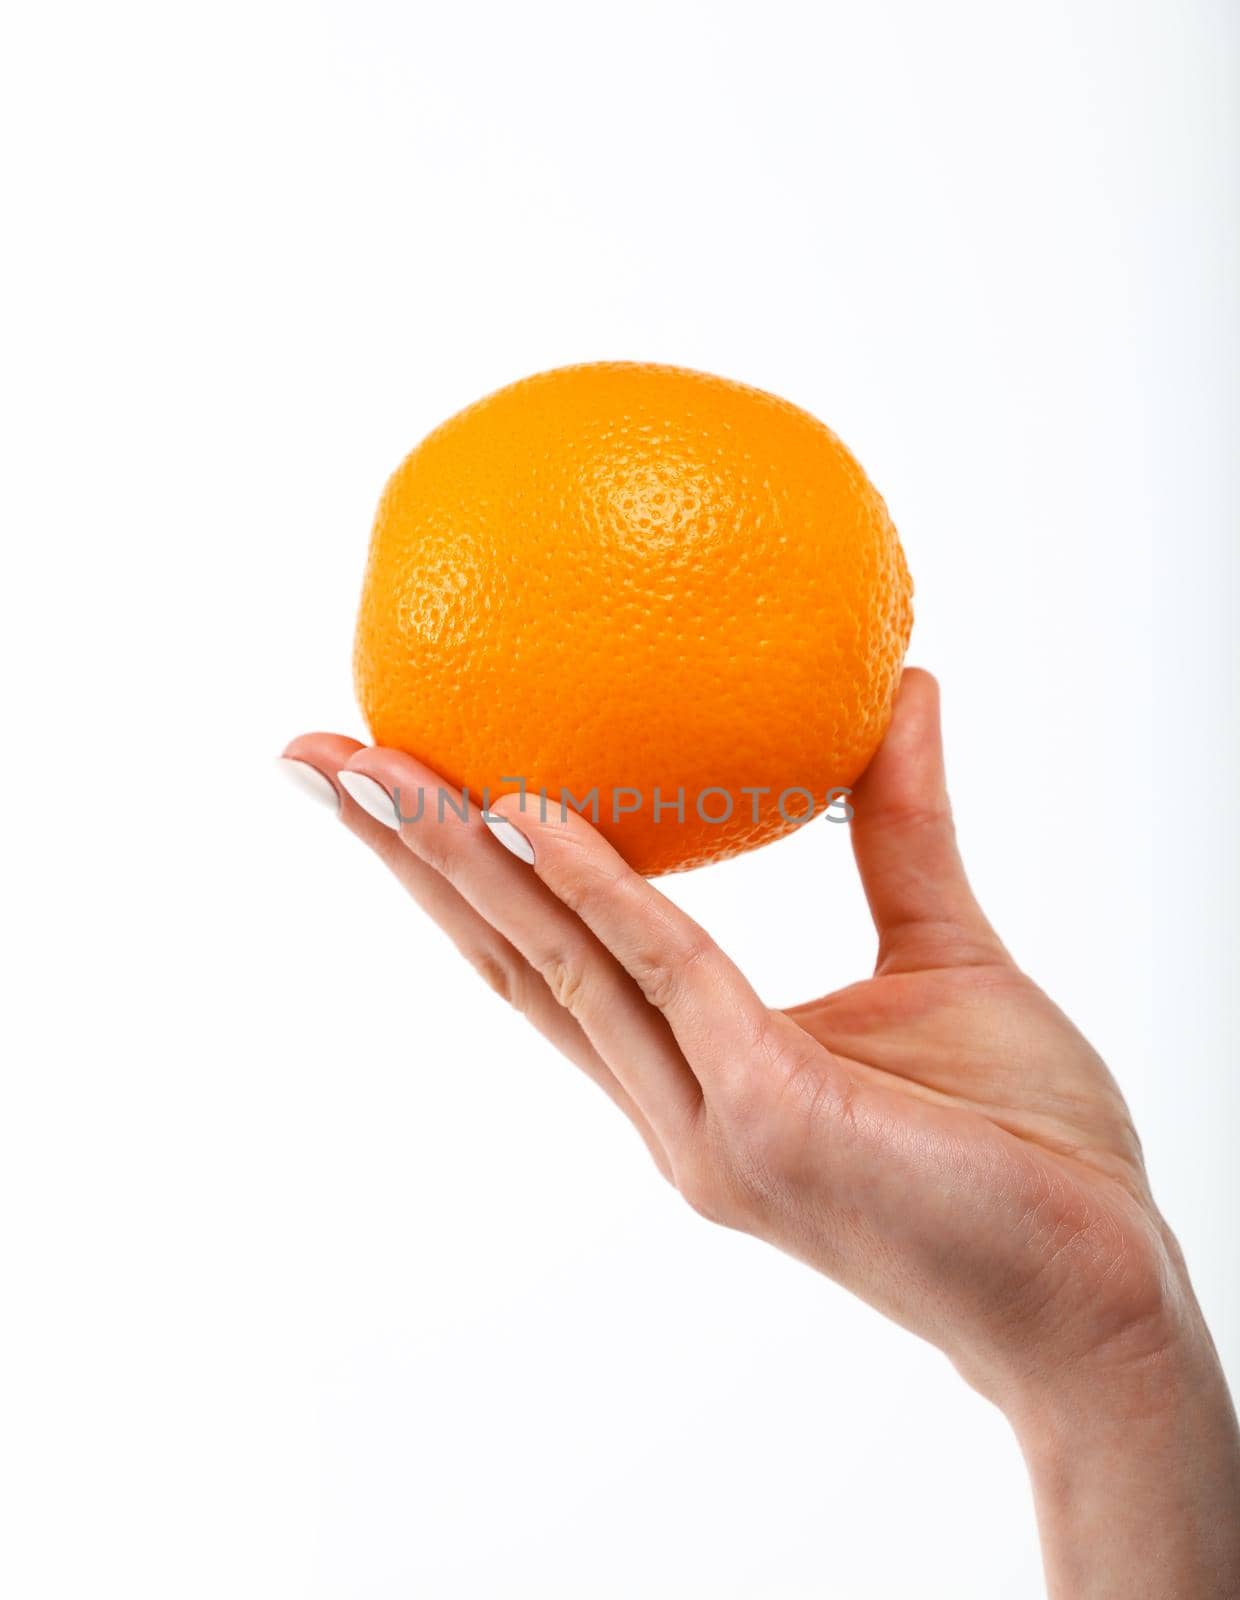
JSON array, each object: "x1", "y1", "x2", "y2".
[{"x1": 848, "y1": 669, "x2": 1008, "y2": 973}]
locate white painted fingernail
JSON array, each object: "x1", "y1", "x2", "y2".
[
  {"x1": 482, "y1": 810, "x2": 535, "y2": 865},
  {"x1": 338, "y1": 771, "x2": 402, "y2": 830},
  {"x1": 278, "y1": 757, "x2": 340, "y2": 813}
]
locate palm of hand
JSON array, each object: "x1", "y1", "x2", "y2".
[{"x1": 747, "y1": 954, "x2": 1170, "y2": 1388}]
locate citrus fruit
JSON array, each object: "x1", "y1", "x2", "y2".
[{"x1": 354, "y1": 362, "x2": 912, "y2": 875}]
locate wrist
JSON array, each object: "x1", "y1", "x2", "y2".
[{"x1": 1005, "y1": 1321, "x2": 1240, "y2": 1599}]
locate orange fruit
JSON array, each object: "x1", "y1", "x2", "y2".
[{"x1": 354, "y1": 362, "x2": 912, "y2": 875}]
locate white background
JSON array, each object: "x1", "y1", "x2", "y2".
[{"x1": 2, "y1": 2, "x2": 1237, "y2": 1595}]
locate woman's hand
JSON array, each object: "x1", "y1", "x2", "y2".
[{"x1": 282, "y1": 669, "x2": 1240, "y2": 1597}]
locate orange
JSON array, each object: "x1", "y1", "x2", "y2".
[{"x1": 354, "y1": 362, "x2": 912, "y2": 875}]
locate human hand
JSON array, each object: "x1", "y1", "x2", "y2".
[{"x1": 282, "y1": 669, "x2": 1239, "y2": 1597}]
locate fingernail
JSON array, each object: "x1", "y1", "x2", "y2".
[
  {"x1": 278, "y1": 757, "x2": 340, "y2": 813},
  {"x1": 482, "y1": 810, "x2": 535, "y2": 865},
  {"x1": 337, "y1": 770, "x2": 402, "y2": 830}
]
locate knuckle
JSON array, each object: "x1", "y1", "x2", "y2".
[
  {"x1": 465, "y1": 946, "x2": 525, "y2": 1009},
  {"x1": 537, "y1": 952, "x2": 590, "y2": 1019},
  {"x1": 555, "y1": 853, "x2": 627, "y2": 920},
  {"x1": 635, "y1": 958, "x2": 677, "y2": 1013},
  {"x1": 633, "y1": 925, "x2": 710, "y2": 1012}
]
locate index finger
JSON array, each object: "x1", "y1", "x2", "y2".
[{"x1": 485, "y1": 793, "x2": 780, "y2": 1102}]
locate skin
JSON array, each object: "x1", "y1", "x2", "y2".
[{"x1": 284, "y1": 669, "x2": 1240, "y2": 1596}]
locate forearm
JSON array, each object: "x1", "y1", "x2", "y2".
[{"x1": 1010, "y1": 1334, "x2": 1240, "y2": 1598}]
